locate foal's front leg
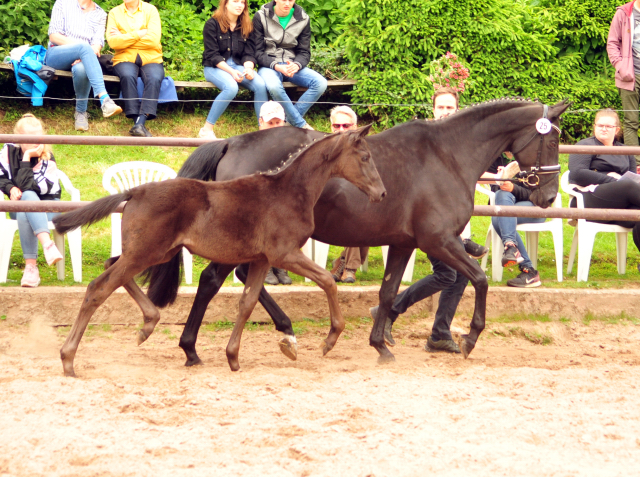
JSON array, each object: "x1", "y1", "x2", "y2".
[
  {"x1": 276, "y1": 250, "x2": 345, "y2": 356},
  {"x1": 225, "y1": 260, "x2": 271, "y2": 371}
]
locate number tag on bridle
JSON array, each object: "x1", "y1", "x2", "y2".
[{"x1": 535, "y1": 118, "x2": 552, "y2": 135}]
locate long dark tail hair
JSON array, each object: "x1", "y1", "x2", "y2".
[
  {"x1": 178, "y1": 140, "x2": 229, "y2": 180},
  {"x1": 53, "y1": 192, "x2": 132, "y2": 234},
  {"x1": 140, "y1": 141, "x2": 228, "y2": 308}
]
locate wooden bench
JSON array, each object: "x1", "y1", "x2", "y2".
[{"x1": 0, "y1": 62, "x2": 356, "y2": 92}]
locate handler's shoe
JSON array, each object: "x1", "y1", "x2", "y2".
[
  {"x1": 330, "y1": 257, "x2": 345, "y2": 282},
  {"x1": 274, "y1": 267, "x2": 292, "y2": 285},
  {"x1": 43, "y1": 241, "x2": 63, "y2": 265},
  {"x1": 369, "y1": 306, "x2": 396, "y2": 347},
  {"x1": 501, "y1": 241, "x2": 523, "y2": 267},
  {"x1": 425, "y1": 336, "x2": 461, "y2": 354},
  {"x1": 341, "y1": 268, "x2": 357, "y2": 283},
  {"x1": 506, "y1": 267, "x2": 541, "y2": 288},
  {"x1": 463, "y1": 238, "x2": 488, "y2": 259},
  {"x1": 21, "y1": 264, "x2": 41, "y2": 288},
  {"x1": 74, "y1": 111, "x2": 89, "y2": 131},
  {"x1": 264, "y1": 267, "x2": 279, "y2": 285},
  {"x1": 101, "y1": 98, "x2": 123, "y2": 118}
]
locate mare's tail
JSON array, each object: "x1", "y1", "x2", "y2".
[
  {"x1": 139, "y1": 139, "x2": 229, "y2": 308},
  {"x1": 178, "y1": 140, "x2": 229, "y2": 180},
  {"x1": 140, "y1": 252, "x2": 184, "y2": 309},
  {"x1": 53, "y1": 192, "x2": 132, "y2": 234}
]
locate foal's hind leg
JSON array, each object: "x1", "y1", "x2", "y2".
[
  {"x1": 104, "y1": 256, "x2": 161, "y2": 345},
  {"x1": 225, "y1": 260, "x2": 271, "y2": 371},
  {"x1": 275, "y1": 250, "x2": 345, "y2": 356},
  {"x1": 60, "y1": 258, "x2": 144, "y2": 377}
]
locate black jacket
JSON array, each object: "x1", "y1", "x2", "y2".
[
  {"x1": 202, "y1": 17, "x2": 257, "y2": 68},
  {"x1": 568, "y1": 136, "x2": 636, "y2": 186},
  {"x1": 0, "y1": 144, "x2": 60, "y2": 199},
  {"x1": 486, "y1": 154, "x2": 532, "y2": 202}
]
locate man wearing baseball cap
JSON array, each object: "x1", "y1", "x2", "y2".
[{"x1": 259, "y1": 101, "x2": 286, "y2": 130}]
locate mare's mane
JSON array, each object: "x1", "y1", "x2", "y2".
[{"x1": 434, "y1": 97, "x2": 542, "y2": 124}]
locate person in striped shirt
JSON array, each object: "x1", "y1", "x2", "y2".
[{"x1": 45, "y1": 0, "x2": 122, "y2": 131}]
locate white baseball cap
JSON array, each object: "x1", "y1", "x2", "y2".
[{"x1": 260, "y1": 101, "x2": 285, "y2": 122}]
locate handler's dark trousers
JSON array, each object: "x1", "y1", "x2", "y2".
[{"x1": 389, "y1": 253, "x2": 468, "y2": 342}]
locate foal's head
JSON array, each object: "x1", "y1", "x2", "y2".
[{"x1": 329, "y1": 124, "x2": 387, "y2": 202}]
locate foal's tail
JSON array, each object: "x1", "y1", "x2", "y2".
[
  {"x1": 178, "y1": 140, "x2": 229, "y2": 180},
  {"x1": 53, "y1": 192, "x2": 132, "y2": 234}
]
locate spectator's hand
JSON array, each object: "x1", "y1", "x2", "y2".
[
  {"x1": 71, "y1": 59, "x2": 81, "y2": 66},
  {"x1": 636, "y1": 165, "x2": 640, "y2": 174},
  {"x1": 91, "y1": 44, "x2": 101, "y2": 57},
  {"x1": 607, "y1": 171, "x2": 621, "y2": 180},
  {"x1": 9, "y1": 187, "x2": 22, "y2": 201},
  {"x1": 274, "y1": 64, "x2": 289, "y2": 76},
  {"x1": 500, "y1": 181, "x2": 514, "y2": 192},
  {"x1": 243, "y1": 62, "x2": 255, "y2": 80},
  {"x1": 231, "y1": 69, "x2": 245, "y2": 83},
  {"x1": 109, "y1": 27, "x2": 120, "y2": 37},
  {"x1": 139, "y1": 29, "x2": 148, "y2": 38},
  {"x1": 23, "y1": 144, "x2": 44, "y2": 160},
  {"x1": 285, "y1": 62, "x2": 299, "y2": 76}
]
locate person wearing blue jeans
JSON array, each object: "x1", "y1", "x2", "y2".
[
  {"x1": 491, "y1": 184, "x2": 545, "y2": 288},
  {"x1": 12, "y1": 192, "x2": 61, "y2": 262},
  {"x1": 46, "y1": 0, "x2": 122, "y2": 130},
  {"x1": 253, "y1": 0, "x2": 327, "y2": 129}
]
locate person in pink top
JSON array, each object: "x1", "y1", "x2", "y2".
[{"x1": 607, "y1": 0, "x2": 640, "y2": 158}]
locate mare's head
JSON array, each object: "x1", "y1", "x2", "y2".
[
  {"x1": 328, "y1": 124, "x2": 387, "y2": 202},
  {"x1": 509, "y1": 100, "x2": 570, "y2": 208}
]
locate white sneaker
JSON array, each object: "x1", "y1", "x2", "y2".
[
  {"x1": 43, "y1": 241, "x2": 63, "y2": 265},
  {"x1": 101, "y1": 97, "x2": 123, "y2": 118},
  {"x1": 199, "y1": 128, "x2": 218, "y2": 140},
  {"x1": 301, "y1": 123, "x2": 315, "y2": 130},
  {"x1": 21, "y1": 264, "x2": 41, "y2": 288}
]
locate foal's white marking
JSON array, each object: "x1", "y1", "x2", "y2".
[
  {"x1": 385, "y1": 274, "x2": 391, "y2": 281},
  {"x1": 245, "y1": 286, "x2": 251, "y2": 294}
]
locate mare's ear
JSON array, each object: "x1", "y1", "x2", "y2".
[
  {"x1": 550, "y1": 99, "x2": 571, "y2": 119},
  {"x1": 356, "y1": 124, "x2": 373, "y2": 138}
]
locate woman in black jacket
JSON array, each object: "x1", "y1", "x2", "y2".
[
  {"x1": 568, "y1": 108, "x2": 640, "y2": 253},
  {"x1": 0, "y1": 114, "x2": 63, "y2": 287},
  {"x1": 198, "y1": 0, "x2": 268, "y2": 140}
]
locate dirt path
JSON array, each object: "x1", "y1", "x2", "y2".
[{"x1": 1, "y1": 316, "x2": 639, "y2": 477}]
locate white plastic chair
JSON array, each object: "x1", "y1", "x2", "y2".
[
  {"x1": 0, "y1": 170, "x2": 82, "y2": 282},
  {"x1": 102, "y1": 161, "x2": 192, "y2": 284},
  {"x1": 381, "y1": 246, "x2": 416, "y2": 283},
  {"x1": 301, "y1": 239, "x2": 331, "y2": 282},
  {"x1": 477, "y1": 183, "x2": 563, "y2": 282},
  {"x1": 561, "y1": 171, "x2": 631, "y2": 282}
]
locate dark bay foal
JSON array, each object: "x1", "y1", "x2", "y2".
[{"x1": 53, "y1": 126, "x2": 385, "y2": 376}]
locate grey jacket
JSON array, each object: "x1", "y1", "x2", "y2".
[{"x1": 252, "y1": 1, "x2": 311, "y2": 70}]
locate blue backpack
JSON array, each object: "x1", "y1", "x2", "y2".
[{"x1": 11, "y1": 45, "x2": 55, "y2": 107}]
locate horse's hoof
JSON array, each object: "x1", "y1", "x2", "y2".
[
  {"x1": 377, "y1": 354, "x2": 396, "y2": 365},
  {"x1": 137, "y1": 329, "x2": 149, "y2": 346},
  {"x1": 321, "y1": 340, "x2": 335, "y2": 356},
  {"x1": 184, "y1": 357, "x2": 203, "y2": 367},
  {"x1": 459, "y1": 334, "x2": 475, "y2": 359},
  {"x1": 279, "y1": 335, "x2": 298, "y2": 361},
  {"x1": 63, "y1": 367, "x2": 76, "y2": 378}
]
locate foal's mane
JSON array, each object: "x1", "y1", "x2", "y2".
[{"x1": 258, "y1": 132, "x2": 335, "y2": 178}]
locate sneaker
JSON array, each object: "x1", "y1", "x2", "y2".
[
  {"x1": 425, "y1": 335, "x2": 461, "y2": 354},
  {"x1": 341, "y1": 268, "x2": 356, "y2": 284},
  {"x1": 463, "y1": 238, "x2": 488, "y2": 259},
  {"x1": 369, "y1": 306, "x2": 396, "y2": 347},
  {"x1": 301, "y1": 123, "x2": 315, "y2": 130},
  {"x1": 264, "y1": 267, "x2": 279, "y2": 285},
  {"x1": 21, "y1": 264, "x2": 41, "y2": 288},
  {"x1": 274, "y1": 267, "x2": 292, "y2": 285},
  {"x1": 129, "y1": 124, "x2": 153, "y2": 137},
  {"x1": 101, "y1": 98, "x2": 123, "y2": 118},
  {"x1": 43, "y1": 241, "x2": 63, "y2": 265},
  {"x1": 74, "y1": 111, "x2": 89, "y2": 131},
  {"x1": 506, "y1": 267, "x2": 541, "y2": 288},
  {"x1": 501, "y1": 242, "x2": 523, "y2": 267},
  {"x1": 330, "y1": 257, "x2": 345, "y2": 282},
  {"x1": 199, "y1": 127, "x2": 217, "y2": 140}
]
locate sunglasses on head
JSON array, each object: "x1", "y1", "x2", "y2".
[{"x1": 331, "y1": 123, "x2": 354, "y2": 130}]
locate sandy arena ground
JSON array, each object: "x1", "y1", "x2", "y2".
[{"x1": 0, "y1": 315, "x2": 639, "y2": 477}]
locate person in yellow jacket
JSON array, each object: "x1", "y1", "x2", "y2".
[{"x1": 107, "y1": 0, "x2": 163, "y2": 137}]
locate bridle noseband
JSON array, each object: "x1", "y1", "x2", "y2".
[{"x1": 508, "y1": 104, "x2": 561, "y2": 188}]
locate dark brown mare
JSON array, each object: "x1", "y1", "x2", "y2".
[
  {"x1": 53, "y1": 127, "x2": 386, "y2": 376},
  {"x1": 148, "y1": 98, "x2": 570, "y2": 366}
]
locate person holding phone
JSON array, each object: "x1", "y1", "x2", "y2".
[{"x1": 199, "y1": 0, "x2": 268, "y2": 140}]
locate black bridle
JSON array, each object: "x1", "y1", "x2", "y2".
[{"x1": 478, "y1": 104, "x2": 561, "y2": 188}]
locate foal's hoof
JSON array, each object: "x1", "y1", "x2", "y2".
[
  {"x1": 279, "y1": 335, "x2": 298, "y2": 361},
  {"x1": 459, "y1": 334, "x2": 476, "y2": 359},
  {"x1": 137, "y1": 329, "x2": 150, "y2": 346},
  {"x1": 184, "y1": 357, "x2": 204, "y2": 367},
  {"x1": 320, "y1": 340, "x2": 335, "y2": 356},
  {"x1": 62, "y1": 365, "x2": 77, "y2": 378},
  {"x1": 377, "y1": 354, "x2": 396, "y2": 365}
]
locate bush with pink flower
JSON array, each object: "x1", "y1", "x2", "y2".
[{"x1": 428, "y1": 52, "x2": 471, "y2": 93}]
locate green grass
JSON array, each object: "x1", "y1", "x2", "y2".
[
  {"x1": 582, "y1": 311, "x2": 640, "y2": 326},
  {"x1": 489, "y1": 313, "x2": 552, "y2": 323},
  {"x1": 2, "y1": 101, "x2": 640, "y2": 289}
]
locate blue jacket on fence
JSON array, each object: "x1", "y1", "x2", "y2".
[{"x1": 11, "y1": 45, "x2": 54, "y2": 107}]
